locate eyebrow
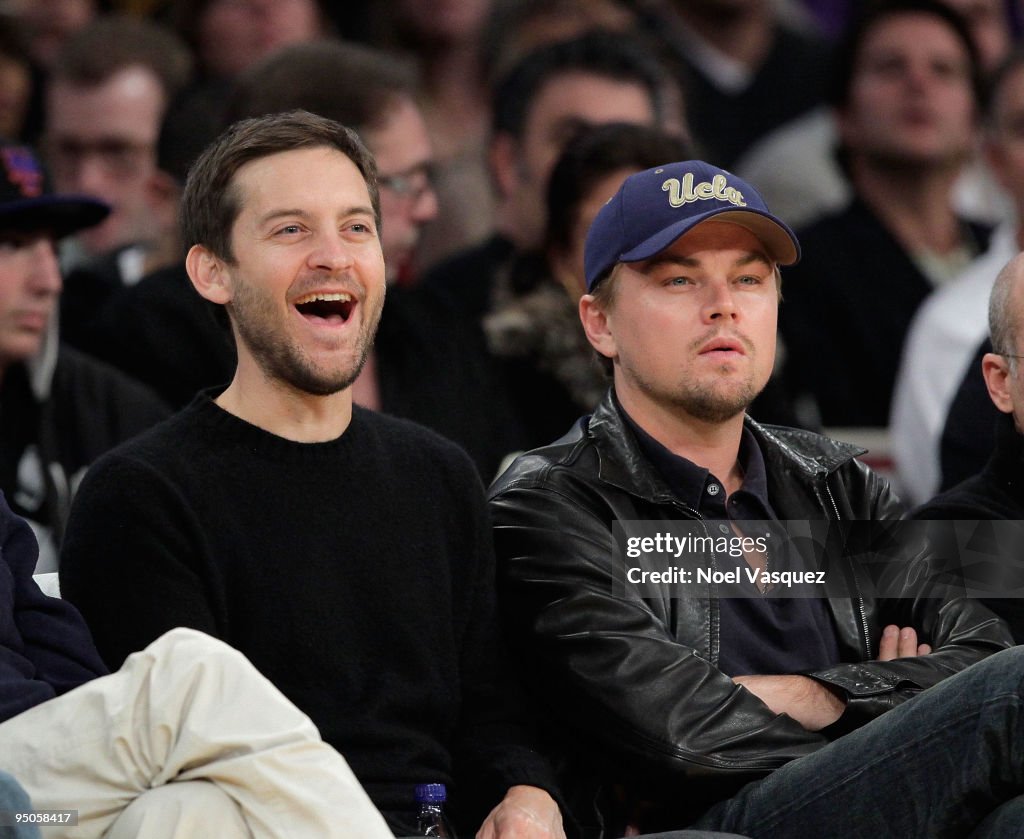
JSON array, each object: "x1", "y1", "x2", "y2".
[
  {"x1": 257, "y1": 206, "x2": 377, "y2": 226},
  {"x1": 642, "y1": 251, "x2": 772, "y2": 270}
]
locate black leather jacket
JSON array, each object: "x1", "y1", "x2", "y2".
[{"x1": 488, "y1": 392, "x2": 1010, "y2": 828}]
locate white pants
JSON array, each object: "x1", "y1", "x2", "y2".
[{"x1": 0, "y1": 628, "x2": 393, "y2": 839}]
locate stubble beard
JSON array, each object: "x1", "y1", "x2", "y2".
[
  {"x1": 229, "y1": 279, "x2": 385, "y2": 397},
  {"x1": 622, "y1": 356, "x2": 762, "y2": 424},
  {"x1": 674, "y1": 375, "x2": 760, "y2": 423}
]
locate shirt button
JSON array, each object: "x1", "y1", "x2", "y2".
[
  {"x1": 718, "y1": 524, "x2": 730, "y2": 535},
  {"x1": 707, "y1": 483, "x2": 720, "y2": 496}
]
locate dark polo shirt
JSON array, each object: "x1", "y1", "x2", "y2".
[{"x1": 621, "y1": 406, "x2": 841, "y2": 677}]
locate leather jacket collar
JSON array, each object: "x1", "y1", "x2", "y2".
[{"x1": 586, "y1": 389, "x2": 864, "y2": 506}]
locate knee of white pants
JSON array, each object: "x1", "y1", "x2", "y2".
[
  {"x1": 142, "y1": 627, "x2": 239, "y2": 661},
  {"x1": 104, "y1": 780, "x2": 251, "y2": 839}
]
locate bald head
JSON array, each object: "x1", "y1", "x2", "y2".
[
  {"x1": 983, "y1": 253, "x2": 1024, "y2": 429},
  {"x1": 989, "y1": 252, "x2": 1024, "y2": 362}
]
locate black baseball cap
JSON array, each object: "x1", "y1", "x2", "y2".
[
  {"x1": 0, "y1": 141, "x2": 109, "y2": 238},
  {"x1": 584, "y1": 160, "x2": 800, "y2": 291}
]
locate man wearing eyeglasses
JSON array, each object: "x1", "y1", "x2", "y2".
[
  {"x1": 44, "y1": 17, "x2": 192, "y2": 281},
  {"x1": 364, "y1": 98, "x2": 439, "y2": 288}
]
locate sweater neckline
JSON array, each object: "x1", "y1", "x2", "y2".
[{"x1": 185, "y1": 389, "x2": 366, "y2": 463}]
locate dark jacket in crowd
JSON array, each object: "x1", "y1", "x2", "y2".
[
  {"x1": 0, "y1": 330, "x2": 169, "y2": 570},
  {"x1": 780, "y1": 198, "x2": 991, "y2": 427},
  {"x1": 422, "y1": 233, "x2": 516, "y2": 323},
  {"x1": 938, "y1": 338, "x2": 1002, "y2": 492},
  {"x1": 0, "y1": 492, "x2": 107, "y2": 724},
  {"x1": 911, "y1": 411, "x2": 1024, "y2": 641},
  {"x1": 639, "y1": 15, "x2": 833, "y2": 168},
  {"x1": 69, "y1": 263, "x2": 236, "y2": 410}
]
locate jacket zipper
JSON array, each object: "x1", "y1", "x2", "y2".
[
  {"x1": 823, "y1": 479, "x2": 872, "y2": 659},
  {"x1": 669, "y1": 502, "x2": 722, "y2": 664}
]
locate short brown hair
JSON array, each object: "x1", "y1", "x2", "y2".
[
  {"x1": 180, "y1": 110, "x2": 381, "y2": 263},
  {"x1": 53, "y1": 15, "x2": 193, "y2": 102},
  {"x1": 228, "y1": 41, "x2": 417, "y2": 135}
]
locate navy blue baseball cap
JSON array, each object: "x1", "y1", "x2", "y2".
[
  {"x1": 584, "y1": 160, "x2": 800, "y2": 291},
  {"x1": 0, "y1": 141, "x2": 109, "y2": 238}
]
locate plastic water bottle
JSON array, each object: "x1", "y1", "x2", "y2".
[{"x1": 415, "y1": 783, "x2": 455, "y2": 837}]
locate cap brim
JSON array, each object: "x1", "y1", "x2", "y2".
[
  {"x1": 621, "y1": 205, "x2": 801, "y2": 267},
  {"x1": 0, "y1": 195, "x2": 110, "y2": 239}
]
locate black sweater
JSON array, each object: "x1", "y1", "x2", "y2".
[{"x1": 59, "y1": 395, "x2": 555, "y2": 833}]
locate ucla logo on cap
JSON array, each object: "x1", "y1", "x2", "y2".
[{"x1": 662, "y1": 172, "x2": 746, "y2": 209}]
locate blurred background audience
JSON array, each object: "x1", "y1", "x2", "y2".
[{"x1": 0, "y1": 0, "x2": 1021, "y2": 526}]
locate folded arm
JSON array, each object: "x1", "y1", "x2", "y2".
[{"x1": 490, "y1": 482, "x2": 828, "y2": 777}]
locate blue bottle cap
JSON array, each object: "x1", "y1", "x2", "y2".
[{"x1": 415, "y1": 783, "x2": 447, "y2": 804}]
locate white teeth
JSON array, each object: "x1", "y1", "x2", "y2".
[{"x1": 294, "y1": 292, "x2": 353, "y2": 305}]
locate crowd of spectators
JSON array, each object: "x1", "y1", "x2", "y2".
[{"x1": 0, "y1": 0, "x2": 1014, "y2": 500}]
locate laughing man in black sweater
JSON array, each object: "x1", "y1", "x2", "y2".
[{"x1": 58, "y1": 112, "x2": 565, "y2": 838}]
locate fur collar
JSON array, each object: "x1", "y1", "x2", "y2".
[{"x1": 483, "y1": 253, "x2": 607, "y2": 410}]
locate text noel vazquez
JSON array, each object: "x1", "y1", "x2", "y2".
[{"x1": 626, "y1": 566, "x2": 827, "y2": 588}]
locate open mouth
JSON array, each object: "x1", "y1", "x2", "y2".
[{"x1": 294, "y1": 292, "x2": 355, "y2": 324}]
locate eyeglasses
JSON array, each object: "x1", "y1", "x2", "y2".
[
  {"x1": 378, "y1": 163, "x2": 436, "y2": 203},
  {"x1": 45, "y1": 137, "x2": 155, "y2": 180}
]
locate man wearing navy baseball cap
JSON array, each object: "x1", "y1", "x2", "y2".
[
  {"x1": 489, "y1": 161, "x2": 1022, "y2": 837},
  {"x1": 0, "y1": 141, "x2": 167, "y2": 571}
]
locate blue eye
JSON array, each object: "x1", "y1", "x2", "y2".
[{"x1": 347, "y1": 221, "x2": 377, "y2": 236}]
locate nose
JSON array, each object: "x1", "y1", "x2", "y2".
[
  {"x1": 702, "y1": 280, "x2": 737, "y2": 323},
  {"x1": 902, "y1": 59, "x2": 932, "y2": 92},
  {"x1": 411, "y1": 184, "x2": 439, "y2": 224},
  {"x1": 307, "y1": 230, "x2": 355, "y2": 273},
  {"x1": 27, "y1": 238, "x2": 62, "y2": 295},
  {"x1": 71, "y1": 156, "x2": 114, "y2": 201}
]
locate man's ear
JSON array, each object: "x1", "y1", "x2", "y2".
[
  {"x1": 185, "y1": 244, "x2": 232, "y2": 305},
  {"x1": 579, "y1": 293, "x2": 616, "y2": 361},
  {"x1": 488, "y1": 132, "x2": 522, "y2": 202},
  {"x1": 982, "y1": 351, "x2": 1014, "y2": 413}
]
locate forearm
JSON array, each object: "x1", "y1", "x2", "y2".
[
  {"x1": 492, "y1": 488, "x2": 827, "y2": 772},
  {"x1": 733, "y1": 674, "x2": 846, "y2": 731}
]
